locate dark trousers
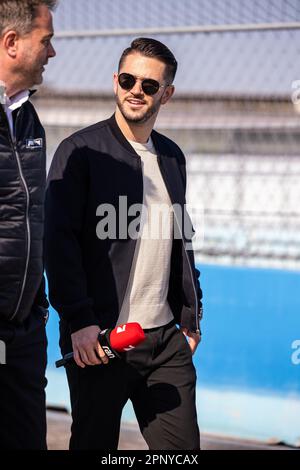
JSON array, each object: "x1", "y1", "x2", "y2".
[
  {"x1": 65, "y1": 321, "x2": 200, "y2": 450},
  {"x1": 0, "y1": 308, "x2": 47, "y2": 450}
]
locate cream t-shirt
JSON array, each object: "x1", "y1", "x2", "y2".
[{"x1": 117, "y1": 137, "x2": 174, "y2": 329}]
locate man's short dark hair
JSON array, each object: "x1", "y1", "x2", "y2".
[
  {"x1": 118, "y1": 37, "x2": 178, "y2": 84},
  {"x1": 0, "y1": 0, "x2": 57, "y2": 36}
]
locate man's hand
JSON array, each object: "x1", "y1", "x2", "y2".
[
  {"x1": 71, "y1": 325, "x2": 109, "y2": 368},
  {"x1": 180, "y1": 328, "x2": 201, "y2": 355}
]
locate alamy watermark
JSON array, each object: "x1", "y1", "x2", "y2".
[
  {"x1": 0, "y1": 340, "x2": 6, "y2": 365},
  {"x1": 95, "y1": 197, "x2": 204, "y2": 251},
  {"x1": 291, "y1": 340, "x2": 300, "y2": 365}
]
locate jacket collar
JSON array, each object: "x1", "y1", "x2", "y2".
[
  {"x1": 107, "y1": 114, "x2": 185, "y2": 207},
  {"x1": 107, "y1": 113, "x2": 166, "y2": 159},
  {"x1": 6, "y1": 90, "x2": 29, "y2": 111},
  {"x1": 107, "y1": 114, "x2": 138, "y2": 155}
]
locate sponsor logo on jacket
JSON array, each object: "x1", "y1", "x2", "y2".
[{"x1": 26, "y1": 138, "x2": 43, "y2": 149}]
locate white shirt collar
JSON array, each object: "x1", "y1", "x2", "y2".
[
  {"x1": 127, "y1": 137, "x2": 155, "y2": 153},
  {"x1": 6, "y1": 90, "x2": 30, "y2": 111},
  {"x1": 2, "y1": 90, "x2": 30, "y2": 137}
]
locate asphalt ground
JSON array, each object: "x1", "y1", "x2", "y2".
[{"x1": 46, "y1": 411, "x2": 296, "y2": 451}]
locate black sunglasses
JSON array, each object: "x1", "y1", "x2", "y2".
[{"x1": 118, "y1": 73, "x2": 168, "y2": 96}]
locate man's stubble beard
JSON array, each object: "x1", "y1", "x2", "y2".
[
  {"x1": 116, "y1": 94, "x2": 161, "y2": 124},
  {"x1": 15, "y1": 54, "x2": 44, "y2": 90}
]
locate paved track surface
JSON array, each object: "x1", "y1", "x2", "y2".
[{"x1": 47, "y1": 411, "x2": 296, "y2": 451}]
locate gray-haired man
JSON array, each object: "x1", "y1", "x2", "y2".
[{"x1": 0, "y1": 0, "x2": 56, "y2": 449}]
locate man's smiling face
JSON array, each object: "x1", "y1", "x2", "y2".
[{"x1": 114, "y1": 52, "x2": 171, "y2": 125}]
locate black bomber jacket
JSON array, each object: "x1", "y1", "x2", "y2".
[{"x1": 45, "y1": 114, "x2": 203, "y2": 339}]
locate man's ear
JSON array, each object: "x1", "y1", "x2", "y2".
[
  {"x1": 113, "y1": 72, "x2": 119, "y2": 95},
  {"x1": 161, "y1": 85, "x2": 175, "y2": 105},
  {"x1": 2, "y1": 30, "x2": 19, "y2": 58}
]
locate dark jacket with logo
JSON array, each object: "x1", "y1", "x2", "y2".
[
  {"x1": 0, "y1": 97, "x2": 48, "y2": 325},
  {"x1": 45, "y1": 115, "x2": 203, "y2": 343}
]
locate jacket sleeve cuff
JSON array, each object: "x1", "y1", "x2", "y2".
[{"x1": 68, "y1": 307, "x2": 100, "y2": 334}]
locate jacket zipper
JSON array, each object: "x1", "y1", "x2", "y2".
[
  {"x1": 3, "y1": 108, "x2": 31, "y2": 321},
  {"x1": 10, "y1": 143, "x2": 31, "y2": 320},
  {"x1": 157, "y1": 157, "x2": 200, "y2": 334}
]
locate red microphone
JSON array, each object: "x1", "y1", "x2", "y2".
[{"x1": 55, "y1": 322, "x2": 145, "y2": 367}]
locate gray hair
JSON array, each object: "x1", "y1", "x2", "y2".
[{"x1": 0, "y1": 0, "x2": 58, "y2": 36}]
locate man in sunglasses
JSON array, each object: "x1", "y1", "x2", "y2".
[{"x1": 45, "y1": 37, "x2": 203, "y2": 450}]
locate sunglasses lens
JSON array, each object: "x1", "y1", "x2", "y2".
[
  {"x1": 118, "y1": 74, "x2": 161, "y2": 96},
  {"x1": 142, "y1": 79, "x2": 160, "y2": 96},
  {"x1": 118, "y1": 73, "x2": 135, "y2": 90}
]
